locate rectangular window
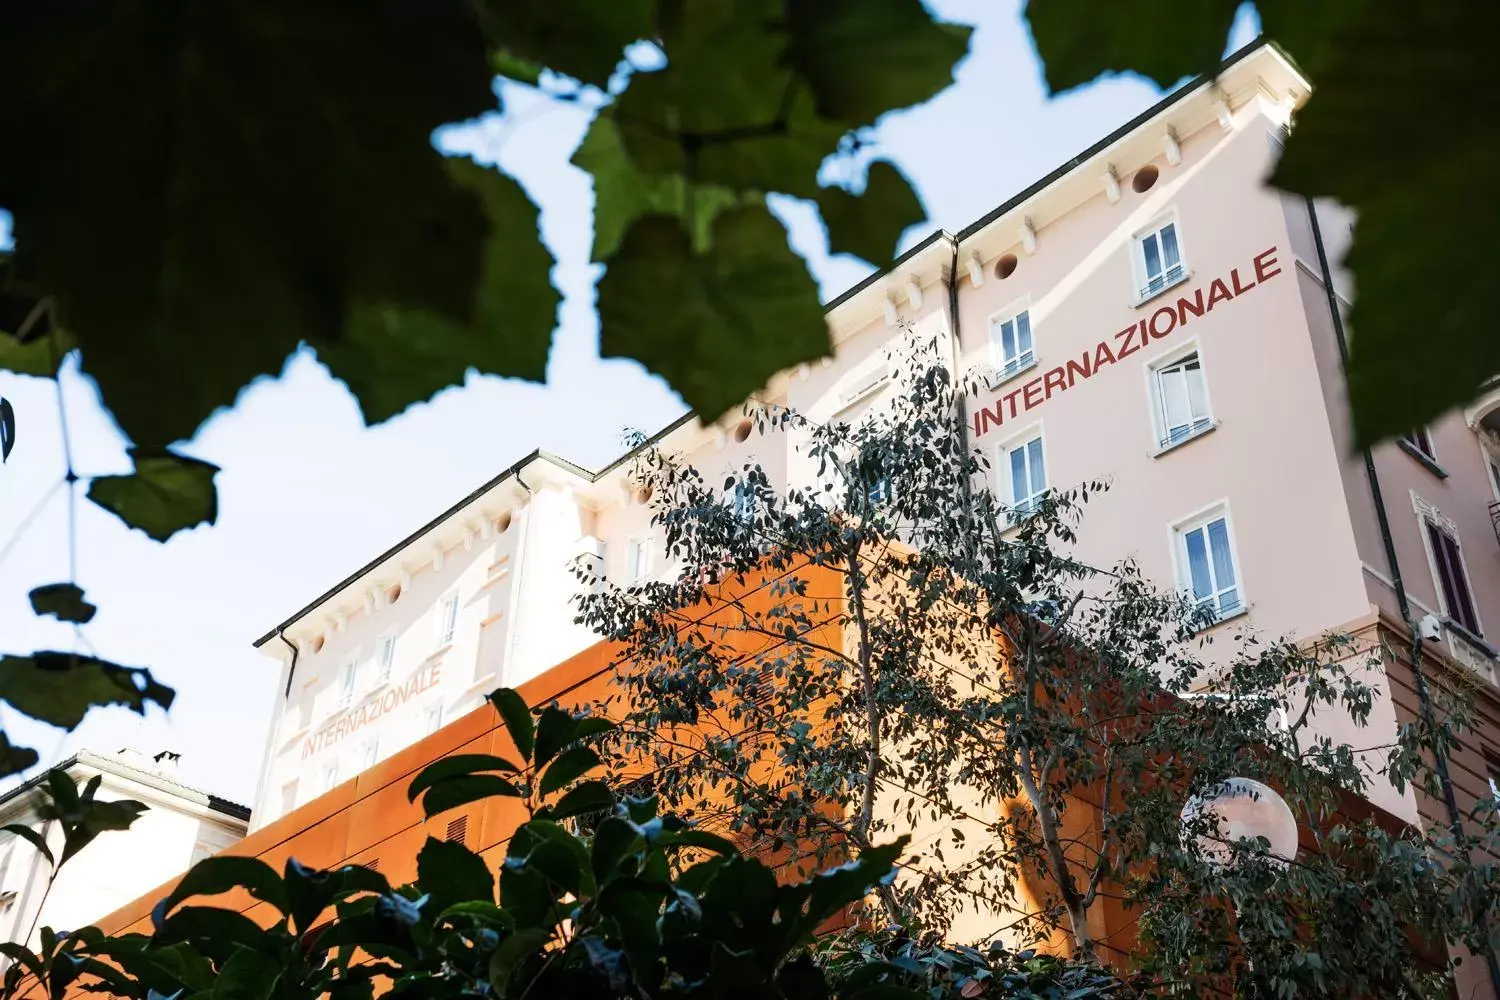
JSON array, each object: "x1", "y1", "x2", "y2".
[
  {"x1": 360, "y1": 737, "x2": 379, "y2": 770},
  {"x1": 321, "y1": 761, "x2": 338, "y2": 792},
  {"x1": 1137, "y1": 221, "x2": 1184, "y2": 297},
  {"x1": 1402, "y1": 427, "x2": 1436, "y2": 461},
  {"x1": 1151, "y1": 350, "x2": 1213, "y2": 448},
  {"x1": 376, "y1": 635, "x2": 396, "y2": 684},
  {"x1": 1176, "y1": 512, "x2": 1242, "y2": 621},
  {"x1": 866, "y1": 476, "x2": 893, "y2": 508},
  {"x1": 436, "y1": 594, "x2": 459, "y2": 648},
  {"x1": 989, "y1": 310, "x2": 1034, "y2": 381},
  {"x1": 338, "y1": 660, "x2": 358, "y2": 708},
  {"x1": 1427, "y1": 523, "x2": 1481, "y2": 636},
  {"x1": 1003, "y1": 434, "x2": 1047, "y2": 519},
  {"x1": 280, "y1": 780, "x2": 299, "y2": 815},
  {"x1": 626, "y1": 538, "x2": 651, "y2": 584},
  {"x1": 424, "y1": 702, "x2": 444, "y2": 735},
  {"x1": 732, "y1": 481, "x2": 756, "y2": 524}
]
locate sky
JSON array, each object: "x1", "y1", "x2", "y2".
[{"x1": 0, "y1": 0, "x2": 1259, "y2": 805}]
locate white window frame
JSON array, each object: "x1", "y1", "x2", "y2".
[
  {"x1": 625, "y1": 537, "x2": 652, "y2": 585},
  {"x1": 1144, "y1": 339, "x2": 1215, "y2": 453},
  {"x1": 321, "y1": 760, "x2": 339, "y2": 792},
  {"x1": 1169, "y1": 501, "x2": 1246, "y2": 625},
  {"x1": 375, "y1": 634, "x2": 396, "y2": 684},
  {"x1": 986, "y1": 298, "x2": 1036, "y2": 385},
  {"x1": 338, "y1": 658, "x2": 359, "y2": 709},
  {"x1": 1132, "y1": 214, "x2": 1188, "y2": 301},
  {"x1": 424, "y1": 702, "x2": 444, "y2": 735},
  {"x1": 436, "y1": 592, "x2": 459, "y2": 649},
  {"x1": 280, "y1": 780, "x2": 299, "y2": 815},
  {"x1": 838, "y1": 361, "x2": 892, "y2": 409},
  {"x1": 359, "y1": 736, "x2": 380, "y2": 770},
  {"x1": 1481, "y1": 443, "x2": 1500, "y2": 504},
  {"x1": 731, "y1": 479, "x2": 756, "y2": 524},
  {"x1": 996, "y1": 424, "x2": 1048, "y2": 523},
  {"x1": 1416, "y1": 511, "x2": 1484, "y2": 641}
]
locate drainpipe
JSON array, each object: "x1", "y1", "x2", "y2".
[
  {"x1": 1307, "y1": 196, "x2": 1500, "y2": 995},
  {"x1": 277, "y1": 629, "x2": 299, "y2": 698}
]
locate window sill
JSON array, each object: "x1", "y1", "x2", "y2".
[
  {"x1": 1150, "y1": 421, "x2": 1217, "y2": 458},
  {"x1": 1446, "y1": 619, "x2": 1495, "y2": 658},
  {"x1": 1189, "y1": 604, "x2": 1249, "y2": 634},
  {"x1": 465, "y1": 672, "x2": 498, "y2": 694},
  {"x1": 427, "y1": 644, "x2": 453, "y2": 664},
  {"x1": 1132, "y1": 269, "x2": 1193, "y2": 308},
  {"x1": 282, "y1": 724, "x2": 310, "y2": 745},
  {"x1": 984, "y1": 355, "x2": 1039, "y2": 392},
  {"x1": 1397, "y1": 439, "x2": 1448, "y2": 479}
]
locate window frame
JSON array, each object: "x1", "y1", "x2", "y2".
[
  {"x1": 1144, "y1": 340, "x2": 1216, "y2": 453},
  {"x1": 1419, "y1": 515, "x2": 1483, "y2": 639},
  {"x1": 1132, "y1": 214, "x2": 1189, "y2": 302},
  {"x1": 359, "y1": 736, "x2": 380, "y2": 770},
  {"x1": 321, "y1": 760, "x2": 339, "y2": 793},
  {"x1": 986, "y1": 299, "x2": 1037, "y2": 386},
  {"x1": 375, "y1": 634, "x2": 397, "y2": 685},
  {"x1": 436, "y1": 592, "x2": 459, "y2": 649},
  {"x1": 996, "y1": 424, "x2": 1048, "y2": 523},
  {"x1": 338, "y1": 657, "x2": 359, "y2": 709},
  {"x1": 1168, "y1": 502, "x2": 1247, "y2": 625},
  {"x1": 1398, "y1": 426, "x2": 1447, "y2": 477},
  {"x1": 625, "y1": 537, "x2": 652, "y2": 584},
  {"x1": 424, "y1": 702, "x2": 445, "y2": 735}
]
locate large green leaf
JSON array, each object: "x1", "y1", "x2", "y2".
[
  {"x1": 0, "y1": 1, "x2": 499, "y2": 450},
  {"x1": 152, "y1": 857, "x2": 290, "y2": 927},
  {"x1": 572, "y1": 115, "x2": 742, "y2": 262},
  {"x1": 28, "y1": 583, "x2": 96, "y2": 625},
  {"x1": 537, "y1": 745, "x2": 601, "y2": 797},
  {"x1": 87, "y1": 448, "x2": 218, "y2": 542},
  {"x1": 212, "y1": 945, "x2": 280, "y2": 1000},
  {"x1": 815, "y1": 161, "x2": 926, "y2": 265},
  {"x1": 478, "y1": 0, "x2": 653, "y2": 88},
  {"x1": 785, "y1": 0, "x2": 973, "y2": 125},
  {"x1": 0, "y1": 734, "x2": 37, "y2": 779},
  {"x1": 320, "y1": 160, "x2": 559, "y2": 425},
  {"x1": 1024, "y1": 0, "x2": 1239, "y2": 92},
  {"x1": 417, "y1": 836, "x2": 495, "y2": 912},
  {"x1": 486, "y1": 689, "x2": 535, "y2": 761},
  {"x1": 597, "y1": 206, "x2": 828, "y2": 420},
  {"x1": 0, "y1": 651, "x2": 174, "y2": 728}
]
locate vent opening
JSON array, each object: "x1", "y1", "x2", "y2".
[
  {"x1": 445, "y1": 815, "x2": 469, "y2": 845},
  {"x1": 1132, "y1": 164, "x2": 1160, "y2": 193},
  {"x1": 995, "y1": 254, "x2": 1018, "y2": 280}
]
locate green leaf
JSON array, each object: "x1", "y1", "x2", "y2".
[
  {"x1": 487, "y1": 927, "x2": 547, "y2": 995},
  {"x1": 408, "y1": 754, "x2": 522, "y2": 807},
  {"x1": 211, "y1": 945, "x2": 279, "y2": 1000},
  {"x1": 478, "y1": 0, "x2": 653, "y2": 88},
  {"x1": 416, "y1": 836, "x2": 495, "y2": 911},
  {"x1": 0, "y1": 651, "x2": 174, "y2": 728},
  {"x1": 0, "y1": 824, "x2": 52, "y2": 866},
  {"x1": 87, "y1": 449, "x2": 218, "y2": 543},
  {"x1": 531, "y1": 705, "x2": 579, "y2": 771},
  {"x1": 815, "y1": 161, "x2": 926, "y2": 265},
  {"x1": 152, "y1": 857, "x2": 289, "y2": 928},
  {"x1": 487, "y1": 689, "x2": 535, "y2": 761},
  {"x1": 798, "y1": 838, "x2": 908, "y2": 939},
  {"x1": 785, "y1": 0, "x2": 974, "y2": 125},
  {"x1": 537, "y1": 745, "x2": 601, "y2": 797},
  {"x1": 282, "y1": 859, "x2": 391, "y2": 935},
  {"x1": 0, "y1": 332, "x2": 60, "y2": 379},
  {"x1": 597, "y1": 206, "x2": 828, "y2": 421},
  {"x1": 539, "y1": 780, "x2": 614, "y2": 823},
  {"x1": 151, "y1": 907, "x2": 271, "y2": 964},
  {"x1": 572, "y1": 114, "x2": 742, "y2": 261},
  {"x1": 420, "y1": 775, "x2": 523, "y2": 817},
  {"x1": 322, "y1": 160, "x2": 559, "y2": 425},
  {"x1": 1024, "y1": 0, "x2": 1239, "y2": 92},
  {"x1": 0, "y1": 733, "x2": 39, "y2": 779},
  {"x1": 28, "y1": 583, "x2": 97, "y2": 625},
  {"x1": 0, "y1": 2, "x2": 501, "y2": 450}
]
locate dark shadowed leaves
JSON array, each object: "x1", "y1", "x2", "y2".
[
  {"x1": 0, "y1": 397, "x2": 12, "y2": 462},
  {"x1": 28, "y1": 583, "x2": 96, "y2": 624},
  {"x1": 417, "y1": 836, "x2": 494, "y2": 912},
  {"x1": 597, "y1": 206, "x2": 828, "y2": 420},
  {"x1": 0, "y1": 733, "x2": 38, "y2": 779},
  {"x1": 1024, "y1": 0, "x2": 1238, "y2": 92},
  {"x1": 478, "y1": 0, "x2": 653, "y2": 88},
  {"x1": 815, "y1": 161, "x2": 925, "y2": 265},
  {"x1": 785, "y1": 0, "x2": 973, "y2": 125},
  {"x1": 152, "y1": 857, "x2": 289, "y2": 928},
  {"x1": 487, "y1": 688, "x2": 535, "y2": 761},
  {"x1": 0, "y1": 651, "x2": 174, "y2": 728},
  {"x1": 87, "y1": 448, "x2": 218, "y2": 542}
]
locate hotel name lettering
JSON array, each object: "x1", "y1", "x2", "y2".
[
  {"x1": 971, "y1": 246, "x2": 1283, "y2": 438},
  {"x1": 300, "y1": 664, "x2": 442, "y2": 759}
]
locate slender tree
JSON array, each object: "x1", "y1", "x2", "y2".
[{"x1": 576, "y1": 332, "x2": 1499, "y2": 998}]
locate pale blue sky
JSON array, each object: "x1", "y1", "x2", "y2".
[{"x1": 0, "y1": 1, "x2": 1258, "y2": 803}]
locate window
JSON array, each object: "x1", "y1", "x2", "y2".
[
  {"x1": 189, "y1": 841, "x2": 214, "y2": 867},
  {"x1": 1150, "y1": 350, "x2": 1213, "y2": 448},
  {"x1": 360, "y1": 737, "x2": 379, "y2": 769},
  {"x1": 436, "y1": 593, "x2": 459, "y2": 648},
  {"x1": 1401, "y1": 427, "x2": 1437, "y2": 463},
  {"x1": 424, "y1": 702, "x2": 444, "y2": 735},
  {"x1": 1427, "y1": 522, "x2": 1481, "y2": 636},
  {"x1": 989, "y1": 309, "x2": 1035, "y2": 381},
  {"x1": 1136, "y1": 221, "x2": 1184, "y2": 298},
  {"x1": 866, "y1": 476, "x2": 893, "y2": 508},
  {"x1": 1485, "y1": 754, "x2": 1500, "y2": 801},
  {"x1": 1487, "y1": 453, "x2": 1500, "y2": 502},
  {"x1": 280, "y1": 780, "x2": 299, "y2": 815},
  {"x1": 626, "y1": 538, "x2": 651, "y2": 584},
  {"x1": 321, "y1": 761, "x2": 339, "y2": 792},
  {"x1": 1175, "y1": 511, "x2": 1242, "y2": 622},
  {"x1": 1002, "y1": 434, "x2": 1047, "y2": 519},
  {"x1": 376, "y1": 635, "x2": 396, "y2": 684},
  {"x1": 338, "y1": 659, "x2": 358, "y2": 708},
  {"x1": 731, "y1": 480, "x2": 756, "y2": 524}
]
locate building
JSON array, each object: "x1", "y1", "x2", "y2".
[
  {"x1": 0, "y1": 749, "x2": 247, "y2": 952},
  {"x1": 223, "y1": 37, "x2": 1499, "y2": 986}
]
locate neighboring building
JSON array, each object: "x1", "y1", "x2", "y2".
[
  {"x1": 237, "y1": 36, "x2": 1499, "y2": 994},
  {"x1": 0, "y1": 749, "x2": 248, "y2": 951}
]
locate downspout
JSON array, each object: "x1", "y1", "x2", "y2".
[
  {"x1": 278, "y1": 629, "x2": 299, "y2": 697},
  {"x1": 1307, "y1": 196, "x2": 1500, "y2": 994}
]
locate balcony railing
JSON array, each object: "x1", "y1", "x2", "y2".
[{"x1": 1490, "y1": 500, "x2": 1500, "y2": 547}]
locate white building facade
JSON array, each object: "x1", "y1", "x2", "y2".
[{"x1": 0, "y1": 749, "x2": 248, "y2": 950}]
